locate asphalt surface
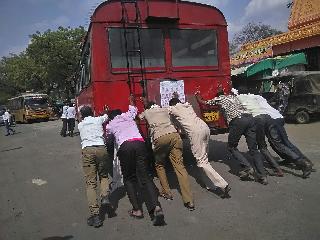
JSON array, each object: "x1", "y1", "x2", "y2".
[{"x1": 0, "y1": 120, "x2": 319, "y2": 240}]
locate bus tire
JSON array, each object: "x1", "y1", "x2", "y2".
[{"x1": 295, "y1": 110, "x2": 310, "y2": 124}]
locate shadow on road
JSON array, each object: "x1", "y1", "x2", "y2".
[
  {"x1": 108, "y1": 186, "x2": 126, "y2": 212},
  {"x1": 42, "y1": 236, "x2": 73, "y2": 240},
  {"x1": 0, "y1": 146, "x2": 23, "y2": 153},
  {"x1": 152, "y1": 139, "x2": 241, "y2": 198}
]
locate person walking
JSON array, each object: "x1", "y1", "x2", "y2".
[
  {"x1": 168, "y1": 97, "x2": 231, "y2": 197},
  {"x1": 196, "y1": 90, "x2": 268, "y2": 185},
  {"x1": 2, "y1": 108, "x2": 15, "y2": 136},
  {"x1": 60, "y1": 103, "x2": 68, "y2": 137},
  {"x1": 106, "y1": 95, "x2": 166, "y2": 226},
  {"x1": 67, "y1": 103, "x2": 76, "y2": 137},
  {"x1": 139, "y1": 98, "x2": 195, "y2": 210},
  {"x1": 78, "y1": 106, "x2": 112, "y2": 228}
]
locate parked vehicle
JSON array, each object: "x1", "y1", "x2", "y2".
[
  {"x1": 75, "y1": 0, "x2": 231, "y2": 135},
  {"x1": 7, "y1": 93, "x2": 50, "y2": 123},
  {"x1": 262, "y1": 71, "x2": 320, "y2": 124}
]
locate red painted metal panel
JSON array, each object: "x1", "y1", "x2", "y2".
[
  {"x1": 146, "y1": 0, "x2": 179, "y2": 20},
  {"x1": 77, "y1": 0, "x2": 231, "y2": 133}
]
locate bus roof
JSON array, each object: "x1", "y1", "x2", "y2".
[{"x1": 8, "y1": 93, "x2": 48, "y2": 100}]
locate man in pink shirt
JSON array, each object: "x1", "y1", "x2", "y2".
[{"x1": 106, "y1": 95, "x2": 165, "y2": 226}]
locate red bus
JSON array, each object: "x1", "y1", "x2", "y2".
[{"x1": 75, "y1": 0, "x2": 231, "y2": 134}]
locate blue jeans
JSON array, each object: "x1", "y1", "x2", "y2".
[{"x1": 266, "y1": 118, "x2": 306, "y2": 163}]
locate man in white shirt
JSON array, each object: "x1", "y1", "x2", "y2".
[
  {"x1": 237, "y1": 91, "x2": 313, "y2": 179},
  {"x1": 78, "y1": 106, "x2": 112, "y2": 228},
  {"x1": 66, "y1": 103, "x2": 76, "y2": 137},
  {"x1": 105, "y1": 95, "x2": 165, "y2": 226},
  {"x1": 237, "y1": 93, "x2": 284, "y2": 177},
  {"x1": 60, "y1": 103, "x2": 68, "y2": 137},
  {"x1": 2, "y1": 108, "x2": 15, "y2": 136}
]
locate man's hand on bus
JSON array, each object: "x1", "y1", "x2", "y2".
[
  {"x1": 194, "y1": 91, "x2": 206, "y2": 105},
  {"x1": 172, "y1": 92, "x2": 179, "y2": 99},
  {"x1": 103, "y1": 104, "x2": 109, "y2": 112},
  {"x1": 129, "y1": 94, "x2": 135, "y2": 106},
  {"x1": 140, "y1": 96, "x2": 148, "y2": 108}
]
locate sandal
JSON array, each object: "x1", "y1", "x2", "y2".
[{"x1": 128, "y1": 210, "x2": 144, "y2": 219}]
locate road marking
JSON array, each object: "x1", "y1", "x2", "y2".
[{"x1": 32, "y1": 178, "x2": 47, "y2": 186}]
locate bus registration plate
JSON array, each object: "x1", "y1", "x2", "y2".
[{"x1": 203, "y1": 111, "x2": 219, "y2": 122}]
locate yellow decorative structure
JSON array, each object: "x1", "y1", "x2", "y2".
[{"x1": 231, "y1": 0, "x2": 320, "y2": 67}]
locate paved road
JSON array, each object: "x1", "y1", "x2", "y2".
[{"x1": 0, "y1": 120, "x2": 319, "y2": 240}]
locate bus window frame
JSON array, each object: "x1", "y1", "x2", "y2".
[
  {"x1": 107, "y1": 27, "x2": 167, "y2": 74},
  {"x1": 79, "y1": 41, "x2": 92, "y2": 92},
  {"x1": 169, "y1": 28, "x2": 219, "y2": 72}
]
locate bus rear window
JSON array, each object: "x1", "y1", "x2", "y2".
[
  {"x1": 25, "y1": 98, "x2": 48, "y2": 106},
  {"x1": 108, "y1": 28, "x2": 165, "y2": 68},
  {"x1": 170, "y1": 29, "x2": 218, "y2": 67}
]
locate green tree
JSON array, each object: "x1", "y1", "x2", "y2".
[
  {"x1": 230, "y1": 22, "x2": 283, "y2": 55},
  {"x1": 26, "y1": 26, "x2": 86, "y2": 99},
  {"x1": 0, "y1": 26, "x2": 86, "y2": 104}
]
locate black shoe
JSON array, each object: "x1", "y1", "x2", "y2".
[
  {"x1": 184, "y1": 202, "x2": 195, "y2": 211},
  {"x1": 152, "y1": 208, "x2": 165, "y2": 226},
  {"x1": 87, "y1": 214, "x2": 103, "y2": 228},
  {"x1": 101, "y1": 195, "x2": 111, "y2": 206},
  {"x1": 257, "y1": 177, "x2": 268, "y2": 185},
  {"x1": 302, "y1": 163, "x2": 312, "y2": 179},
  {"x1": 221, "y1": 185, "x2": 231, "y2": 199},
  {"x1": 239, "y1": 168, "x2": 254, "y2": 180},
  {"x1": 101, "y1": 195, "x2": 115, "y2": 217},
  {"x1": 5, "y1": 133, "x2": 10, "y2": 136}
]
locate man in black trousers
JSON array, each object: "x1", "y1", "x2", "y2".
[
  {"x1": 105, "y1": 95, "x2": 166, "y2": 226},
  {"x1": 196, "y1": 90, "x2": 268, "y2": 185}
]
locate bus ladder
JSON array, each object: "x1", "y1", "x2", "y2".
[{"x1": 120, "y1": 0, "x2": 148, "y2": 98}]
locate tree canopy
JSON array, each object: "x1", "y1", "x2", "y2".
[
  {"x1": 230, "y1": 22, "x2": 283, "y2": 56},
  {"x1": 0, "y1": 26, "x2": 86, "y2": 104}
]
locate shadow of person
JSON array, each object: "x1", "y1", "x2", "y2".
[
  {"x1": 208, "y1": 139, "x2": 241, "y2": 176},
  {"x1": 152, "y1": 139, "x2": 235, "y2": 199},
  {"x1": 108, "y1": 186, "x2": 126, "y2": 212},
  {"x1": 42, "y1": 236, "x2": 73, "y2": 240}
]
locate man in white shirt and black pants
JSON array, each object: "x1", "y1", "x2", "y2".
[
  {"x1": 2, "y1": 108, "x2": 15, "y2": 136},
  {"x1": 60, "y1": 103, "x2": 68, "y2": 137},
  {"x1": 237, "y1": 92, "x2": 284, "y2": 177},
  {"x1": 67, "y1": 103, "x2": 76, "y2": 137},
  {"x1": 237, "y1": 90, "x2": 313, "y2": 179}
]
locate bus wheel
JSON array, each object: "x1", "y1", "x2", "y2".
[
  {"x1": 23, "y1": 115, "x2": 30, "y2": 124},
  {"x1": 295, "y1": 110, "x2": 310, "y2": 124}
]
